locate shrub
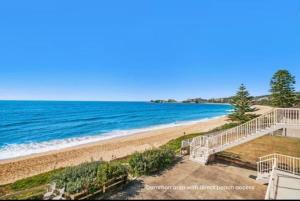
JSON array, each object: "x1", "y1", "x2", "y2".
[
  {"x1": 53, "y1": 161, "x2": 128, "y2": 194},
  {"x1": 211, "y1": 122, "x2": 240, "y2": 132},
  {"x1": 129, "y1": 148, "x2": 176, "y2": 176},
  {"x1": 97, "y1": 162, "x2": 128, "y2": 185},
  {"x1": 53, "y1": 161, "x2": 100, "y2": 194}
]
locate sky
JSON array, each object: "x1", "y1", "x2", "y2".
[{"x1": 0, "y1": 0, "x2": 300, "y2": 101}]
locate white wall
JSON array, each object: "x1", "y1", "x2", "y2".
[{"x1": 285, "y1": 128, "x2": 300, "y2": 138}]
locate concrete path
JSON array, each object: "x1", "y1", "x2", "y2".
[{"x1": 106, "y1": 157, "x2": 266, "y2": 200}]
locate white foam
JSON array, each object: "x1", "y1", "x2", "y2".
[{"x1": 0, "y1": 115, "x2": 226, "y2": 160}]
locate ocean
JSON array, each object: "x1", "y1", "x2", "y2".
[{"x1": 0, "y1": 101, "x2": 232, "y2": 160}]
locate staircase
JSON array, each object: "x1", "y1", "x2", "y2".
[{"x1": 182, "y1": 108, "x2": 300, "y2": 165}]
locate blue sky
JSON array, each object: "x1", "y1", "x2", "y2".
[{"x1": 0, "y1": 0, "x2": 300, "y2": 101}]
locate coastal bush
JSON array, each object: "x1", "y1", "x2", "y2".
[
  {"x1": 53, "y1": 161, "x2": 100, "y2": 194},
  {"x1": 97, "y1": 162, "x2": 128, "y2": 185},
  {"x1": 129, "y1": 148, "x2": 176, "y2": 176},
  {"x1": 211, "y1": 122, "x2": 240, "y2": 132},
  {"x1": 52, "y1": 161, "x2": 129, "y2": 194}
]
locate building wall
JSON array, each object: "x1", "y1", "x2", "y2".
[{"x1": 285, "y1": 128, "x2": 300, "y2": 138}]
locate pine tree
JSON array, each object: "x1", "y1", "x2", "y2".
[
  {"x1": 229, "y1": 84, "x2": 255, "y2": 123},
  {"x1": 270, "y1": 70, "x2": 296, "y2": 108}
]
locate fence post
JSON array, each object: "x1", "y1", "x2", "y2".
[
  {"x1": 255, "y1": 119, "x2": 258, "y2": 132},
  {"x1": 293, "y1": 158, "x2": 295, "y2": 175},
  {"x1": 257, "y1": 161, "x2": 260, "y2": 177},
  {"x1": 220, "y1": 134, "x2": 223, "y2": 147}
]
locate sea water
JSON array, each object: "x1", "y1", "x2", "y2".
[{"x1": 0, "y1": 101, "x2": 232, "y2": 160}]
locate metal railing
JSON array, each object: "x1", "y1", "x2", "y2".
[
  {"x1": 258, "y1": 153, "x2": 300, "y2": 177},
  {"x1": 183, "y1": 108, "x2": 300, "y2": 164},
  {"x1": 264, "y1": 158, "x2": 277, "y2": 200},
  {"x1": 257, "y1": 154, "x2": 300, "y2": 200}
]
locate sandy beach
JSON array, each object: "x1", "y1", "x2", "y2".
[{"x1": 0, "y1": 105, "x2": 272, "y2": 185}]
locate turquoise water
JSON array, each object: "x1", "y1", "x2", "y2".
[{"x1": 0, "y1": 101, "x2": 232, "y2": 160}]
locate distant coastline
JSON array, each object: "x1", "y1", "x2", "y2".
[
  {"x1": 150, "y1": 98, "x2": 232, "y2": 104},
  {"x1": 150, "y1": 92, "x2": 300, "y2": 105}
]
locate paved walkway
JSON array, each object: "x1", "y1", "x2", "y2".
[{"x1": 107, "y1": 157, "x2": 267, "y2": 199}]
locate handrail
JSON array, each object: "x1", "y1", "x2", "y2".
[
  {"x1": 191, "y1": 109, "x2": 275, "y2": 147},
  {"x1": 185, "y1": 108, "x2": 300, "y2": 164},
  {"x1": 265, "y1": 158, "x2": 277, "y2": 200},
  {"x1": 205, "y1": 109, "x2": 275, "y2": 139},
  {"x1": 181, "y1": 139, "x2": 193, "y2": 148},
  {"x1": 257, "y1": 153, "x2": 300, "y2": 176},
  {"x1": 258, "y1": 153, "x2": 300, "y2": 200},
  {"x1": 190, "y1": 108, "x2": 300, "y2": 146}
]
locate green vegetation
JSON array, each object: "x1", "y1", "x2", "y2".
[
  {"x1": 0, "y1": 170, "x2": 61, "y2": 200},
  {"x1": 129, "y1": 148, "x2": 176, "y2": 176},
  {"x1": 182, "y1": 97, "x2": 233, "y2": 104},
  {"x1": 297, "y1": 94, "x2": 300, "y2": 107},
  {"x1": 54, "y1": 161, "x2": 100, "y2": 194},
  {"x1": 0, "y1": 148, "x2": 176, "y2": 199},
  {"x1": 97, "y1": 162, "x2": 128, "y2": 185},
  {"x1": 10, "y1": 169, "x2": 61, "y2": 192},
  {"x1": 166, "y1": 69, "x2": 299, "y2": 107},
  {"x1": 228, "y1": 84, "x2": 256, "y2": 123},
  {"x1": 270, "y1": 69, "x2": 297, "y2": 108},
  {"x1": 150, "y1": 99, "x2": 177, "y2": 103},
  {"x1": 161, "y1": 133, "x2": 203, "y2": 153},
  {"x1": 182, "y1": 98, "x2": 207, "y2": 103},
  {"x1": 53, "y1": 161, "x2": 128, "y2": 194}
]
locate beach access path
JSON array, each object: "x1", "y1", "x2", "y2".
[
  {"x1": 106, "y1": 156, "x2": 267, "y2": 200},
  {"x1": 0, "y1": 105, "x2": 272, "y2": 185}
]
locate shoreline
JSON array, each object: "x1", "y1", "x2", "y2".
[
  {"x1": 0, "y1": 114, "x2": 229, "y2": 161},
  {"x1": 0, "y1": 105, "x2": 272, "y2": 185}
]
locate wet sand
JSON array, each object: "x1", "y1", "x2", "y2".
[{"x1": 0, "y1": 105, "x2": 272, "y2": 185}]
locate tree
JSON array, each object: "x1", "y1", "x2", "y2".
[
  {"x1": 270, "y1": 70, "x2": 296, "y2": 108},
  {"x1": 229, "y1": 84, "x2": 256, "y2": 123},
  {"x1": 295, "y1": 93, "x2": 300, "y2": 108}
]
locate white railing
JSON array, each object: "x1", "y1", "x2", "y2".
[
  {"x1": 184, "y1": 108, "x2": 300, "y2": 164},
  {"x1": 264, "y1": 158, "x2": 277, "y2": 200},
  {"x1": 181, "y1": 139, "x2": 193, "y2": 148},
  {"x1": 258, "y1": 153, "x2": 300, "y2": 177},
  {"x1": 257, "y1": 154, "x2": 300, "y2": 200},
  {"x1": 206, "y1": 109, "x2": 276, "y2": 151},
  {"x1": 276, "y1": 108, "x2": 300, "y2": 125}
]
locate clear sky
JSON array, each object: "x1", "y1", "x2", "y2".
[{"x1": 0, "y1": 0, "x2": 299, "y2": 101}]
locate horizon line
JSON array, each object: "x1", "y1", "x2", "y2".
[{"x1": 0, "y1": 93, "x2": 273, "y2": 103}]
